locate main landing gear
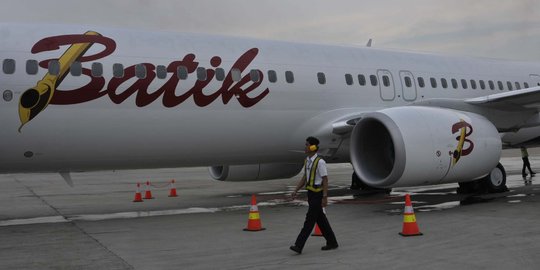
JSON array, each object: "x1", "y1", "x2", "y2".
[{"x1": 457, "y1": 163, "x2": 508, "y2": 194}]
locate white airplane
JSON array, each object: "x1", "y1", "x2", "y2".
[{"x1": 1, "y1": 23, "x2": 540, "y2": 193}]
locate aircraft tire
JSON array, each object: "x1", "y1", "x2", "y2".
[{"x1": 482, "y1": 163, "x2": 508, "y2": 193}]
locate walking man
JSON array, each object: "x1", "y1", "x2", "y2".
[
  {"x1": 521, "y1": 146, "x2": 535, "y2": 178},
  {"x1": 290, "y1": 136, "x2": 338, "y2": 254}
]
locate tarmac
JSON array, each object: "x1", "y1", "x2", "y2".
[{"x1": 0, "y1": 149, "x2": 539, "y2": 269}]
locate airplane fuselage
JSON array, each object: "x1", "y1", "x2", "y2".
[{"x1": 1, "y1": 23, "x2": 540, "y2": 175}]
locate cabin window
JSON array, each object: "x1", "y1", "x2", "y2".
[
  {"x1": 91, "y1": 62, "x2": 103, "y2": 77},
  {"x1": 460, "y1": 79, "x2": 467, "y2": 89},
  {"x1": 48, "y1": 60, "x2": 60, "y2": 76},
  {"x1": 268, "y1": 70, "x2": 277, "y2": 83},
  {"x1": 370, "y1": 75, "x2": 378, "y2": 86},
  {"x1": 285, "y1": 71, "x2": 294, "y2": 83},
  {"x1": 507, "y1": 81, "x2": 513, "y2": 90},
  {"x1": 404, "y1": 77, "x2": 412, "y2": 87},
  {"x1": 68, "y1": 61, "x2": 81, "y2": 77},
  {"x1": 515, "y1": 82, "x2": 521, "y2": 90},
  {"x1": 250, "y1": 69, "x2": 260, "y2": 82},
  {"x1": 197, "y1": 67, "x2": 207, "y2": 81},
  {"x1": 2, "y1": 59, "x2": 15, "y2": 74},
  {"x1": 177, "y1": 66, "x2": 188, "y2": 80},
  {"x1": 470, "y1": 80, "x2": 476, "y2": 89},
  {"x1": 383, "y1": 75, "x2": 390, "y2": 87},
  {"x1": 418, "y1": 77, "x2": 425, "y2": 88},
  {"x1": 430, "y1": 77, "x2": 437, "y2": 88},
  {"x1": 135, "y1": 64, "x2": 146, "y2": 79},
  {"x1": 358, "y1": 74, "x2": 366, "y2": 86},
  {"x1": 451, "y1": 79, "x2": 458, "y2": 89},
  {"x1": 497, "y1": 81, "x2": 504, "y2": 90},
  {"x1": 26, "y1": 60, "x2": 38, "y2": 75},
  {"x1": 345, "y1": 74, "x2": 353, "y2": 85},
  {"x1": 232, "y1": 68, "x2": 242, "y2": 82},
  {"x1": 113, "y1": 63, "x2": 124, "y2": 78},
  {"x1": 156, "y1": 65, "x2": 167, "y2": 79},
  {"x1": 488, "y1": 80, "x2": 495, "y2": 90},
  {"x1": 479, "y1": 80, "x2": 486, "y2": 90},
  {"x1": 524, "y1": 82, "x2": 529, "y2": 88},
  {"x1": 441, "y1": 78, "x2": 448, "y2": 89},
  {"x1": 317, "y1": 72, "x2": 326, "y2": 85},
  {"x1": 215, "y1": 68, "x2": 225, "y2": 81}
]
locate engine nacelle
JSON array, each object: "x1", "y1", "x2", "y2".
[
  {"x1": 209, "y1": 163, "x2": 303, "y2": 181},
  {"x1": 350, "y1": 106, "x2": 501, "y2": 188}
]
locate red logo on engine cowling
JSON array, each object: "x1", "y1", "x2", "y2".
[{"x1": 451, "y1": 119, "x2": 474, "y2": 165}]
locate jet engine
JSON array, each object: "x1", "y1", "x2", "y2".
[
  {"x1": 350, "y1": 106, "x2": 501, "y2": 188},
  {"x1": 209, "y1": 163, "x2": 303, "y2": 181}
]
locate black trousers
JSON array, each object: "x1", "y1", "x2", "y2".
[
  {"x1": 294, "y1": 191, "x2": 338, "y2": 250},
  {"x1": 522, "y1": 157, "x2": 534, "y2": 175}
]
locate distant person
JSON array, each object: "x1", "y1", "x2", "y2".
[
  {"x1": 290, "y1": 136, "x2": 338, "y2": 254},
  {"x1": 521, "y1": 146, "x2": 535, "y2": 178}
]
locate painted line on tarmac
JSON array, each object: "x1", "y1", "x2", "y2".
[
  {"x1": 0, "y1": 208, "x2": 221, "y2": 227},
  {"x1": 0, "y1": 199, "x2": 305, "y2": 227}
]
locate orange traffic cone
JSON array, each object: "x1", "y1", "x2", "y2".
[
  {"x1": 133, "y1": 183, "x2": 143, "y2": 202},
  {"x1": 144, "y1": 181, "x2": 154, "y2": 199},
  {"x1": 312, "y1": 224, "x2": 323, "y2": 236},
  {"x1": 312, "y1": 207, "x2": 326, "y2": 236},
  {"x1": 243, "y1": 195, "x2": 266, "y2": 231},
  {"x1": 399, "y1": 194, "x2": 423, "y2": 236},
  {"x1": 168, "y1": 179, "x2": 178, "y2": 197}
]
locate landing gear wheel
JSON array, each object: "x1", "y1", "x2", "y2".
[
  {"x1": 482, "y1": 163, "x2": 508, "y2": 193},
  {"x1": 457, "y1": 163, "x2": 507, "y2": 194}
]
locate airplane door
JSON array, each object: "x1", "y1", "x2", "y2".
[
  {"x1": 399, "y1": 71, "x2": 417, "y2": 101},
  {"x1": 377, "y1": 69, "x2": 395, "y2": 101},
  {"x1": 530, "y1": 74, "x2": 540, "y2": 87}
]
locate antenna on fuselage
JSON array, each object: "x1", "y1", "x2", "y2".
[{"x1": 366, "y1": 38, "x2": 372, "y2": 47}]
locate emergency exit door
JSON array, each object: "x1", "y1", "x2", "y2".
[
  {"x1": 377, "y1": 69, "x2": 395, "y2": 101},
  {"x1": 399, "y1": 71, "x2": 417, "y2": 101}
]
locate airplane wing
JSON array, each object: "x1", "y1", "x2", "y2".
[{"x1": 465, "y1": 86, "x2": 540, "y2": 110}]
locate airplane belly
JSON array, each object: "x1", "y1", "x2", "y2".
[{"x1": 0, "y1": 103, "x2": 309, "y2": 172}]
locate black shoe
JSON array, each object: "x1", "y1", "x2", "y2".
[
  {"x1": 321, "y1": 244, "x2": 338, "y2": 251},
  {"x1": 290, "y1": 245, "x2": 302, "y2": 254}
]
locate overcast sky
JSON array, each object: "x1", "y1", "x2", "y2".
[{"x1": 1, "y1": 0, "x2": 539, "y2": 61}]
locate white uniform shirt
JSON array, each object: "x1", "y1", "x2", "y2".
[{"x1": 305, "y1": 154, "x2": 328, "y2": 186}]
